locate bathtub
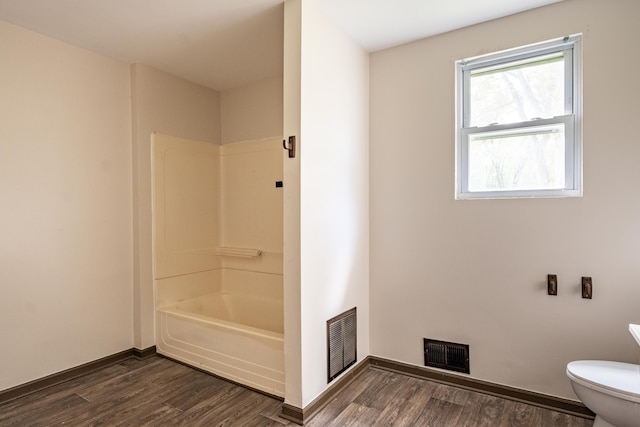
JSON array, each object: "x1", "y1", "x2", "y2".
[{"x1": 156, "y1": 292, "x2": 285, "y2": 397}]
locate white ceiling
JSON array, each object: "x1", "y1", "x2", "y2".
[
  {"x1": 0, "y1": 0, "x2": 562, "y2": 91},
  {"x1": 316, "y1": 0, "x2": 563, "y2": 52}
]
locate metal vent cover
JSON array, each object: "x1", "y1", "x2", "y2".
[
  {"x1": 327, "y1": 307, "x2": 357, "y2": 383},
  {"x1": 424, "y1": 338, "x2": 470, "y2": 374}
]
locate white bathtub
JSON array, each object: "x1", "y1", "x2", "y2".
[{"x1": 156, "y1": 292, "x2": 285, "y2": 397}]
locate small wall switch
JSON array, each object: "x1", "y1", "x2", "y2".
[
  {"x1": 547, "y1": 274, "x2": 558, "y2": 295},
  {"x1": 582, "y1": 277, "x2": 593, "y2": 299}
]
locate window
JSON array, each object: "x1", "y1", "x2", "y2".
[{"x1": 456, "y1": 35, "x2": 582, "y2": 199}]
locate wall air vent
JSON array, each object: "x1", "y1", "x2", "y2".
[
  {"x1": 327, "y1": 307, "x2": 357, "y2": 383},
  {"x1": 424, "y1": 338, "x2": 470, "y2": 374}
]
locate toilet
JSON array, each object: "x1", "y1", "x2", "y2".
[
  {"x1": 566, "y1": 325, "x2": 640, "y2": 427},
  {"x1": 567, "y1": 360, "x2": 640, "y2": 427}
]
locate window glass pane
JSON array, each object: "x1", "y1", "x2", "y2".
[
  {"x1": 468, "y1": 124, "x2": 565, "y2": 192},
  {"x1": 469, "y1": 53, "x2": 565, "y2": 127}
]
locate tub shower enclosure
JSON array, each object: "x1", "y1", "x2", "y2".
[{"x1": 152, "y1": 133, "x2": 284, "y2": 396}]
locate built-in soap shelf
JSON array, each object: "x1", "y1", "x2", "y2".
[{"x1": 216, "y1": 247, "x2": 262, "y2": 258}]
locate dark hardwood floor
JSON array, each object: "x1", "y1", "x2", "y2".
[
  {"x1": 305, "y1": 369, "x2": 592, "y2": 427},
  {"x1": 0, "y1": 356, "x2": 592, "y2": 426}
]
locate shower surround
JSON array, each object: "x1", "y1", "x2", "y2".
[{"x1": 152, "y1": 133, "x2": 284, "y2": 396}]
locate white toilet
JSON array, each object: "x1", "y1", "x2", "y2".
[{"x1": 566, "y1": 324, "x2": 640, "y2": 427}]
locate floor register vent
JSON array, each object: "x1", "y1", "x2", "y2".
[
  {"x1": 424, "y1": 338, "x2": 470, "y2": 374},
  {"x1": 327, "y1": 307, "x2": 357, "y2": 383}
]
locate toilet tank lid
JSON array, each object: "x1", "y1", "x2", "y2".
[{"x1": 567, "y1": 360, "x2": 640, "y2": 400}]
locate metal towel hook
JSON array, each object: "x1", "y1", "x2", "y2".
[{"x1": 283, "y1": 136, "x2": 296, "y2": 158}]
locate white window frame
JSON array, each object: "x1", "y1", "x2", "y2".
[{"x1": 455, "y1": 35, "x2": 582, "y2": 200}]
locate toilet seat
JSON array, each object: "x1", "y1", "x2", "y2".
[{"x1": 567, "y1": 360, "x2": 640, "y2": 403}]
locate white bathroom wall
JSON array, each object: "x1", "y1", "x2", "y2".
[
  {"x1": 0, "y1": 21, "x2": 133, "y2": 391},
  {"x1": 283, "y1": 0, "x2": 303, "y2": 408},
  {"x1": 370, "y1": 0, "x2": 640, "y2": 400},
  {"x1": 220, "y1": 77, "x2": 283, "y2": 145},
  {"x1": 131, "y1": 64, "x2": 221, "y2": 350},
  {"x1": 287, "y1": 0, "x2": 371, "y2": 408}
]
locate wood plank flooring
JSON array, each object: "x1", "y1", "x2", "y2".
[
  {"x1": 0, "y1": 356, "x2": 593, "y2": 426},
  {"x1": 306, "y1": 369, "x2": 592, "y2": 427}
]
